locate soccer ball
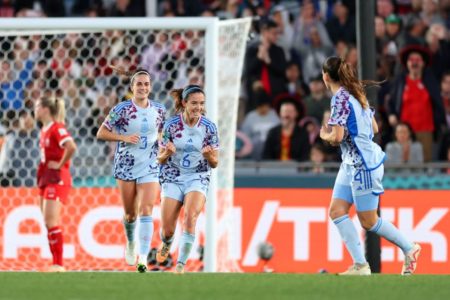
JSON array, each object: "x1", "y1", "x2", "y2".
[{"x1": 257, "y1": 242, "x2": 274, "y2": 261}]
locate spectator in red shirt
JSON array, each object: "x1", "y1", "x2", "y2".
[
  {"x1": 388, "y1": 45, "x2": 446, "y2": 161},
  {"x1": 34, "y1": 97, "x2": 77, "y2": 272}
]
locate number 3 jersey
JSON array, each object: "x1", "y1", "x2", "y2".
[
  {"x1": 159, "y1": 114, "x2": 219, "y2": 183},
  {"x1": 103, "y1": 99, "x2": 166, "y2": 180}
]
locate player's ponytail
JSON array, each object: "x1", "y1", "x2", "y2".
[
  {"x1": 323, "y1": 56, "x2": 380, "y2": 110},
  {"x1": 110, "y1": 65, "x2": 151, "y2": 86},
  {"x1": 40, "y1": 97, "x2": 66, "y2": 124},
  {"x1": 170, "y1": 88, "x2": 184, "y2": 113},
  {"x1": 54, "y1": 98, "x2": 66, "y2": 124}
]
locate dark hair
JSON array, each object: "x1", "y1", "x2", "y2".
[
  {"x1": 395, "y1": 121, "x2": 416, "y2": 141},
  {"x1": 110, "y1": 65, "x2": 151, "y2": 86},
  {"x1": 260, "y1": 19, "x2": 278, "y2": 31},
  {"x1": 170, "y1": 85, "x2": 204, "y2": 113},
  {"x1": 322, "y1": 56, "x2": 379, "y2": 110}
]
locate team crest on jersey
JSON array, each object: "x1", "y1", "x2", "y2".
[
  {"x1": 58, "y1": 128, "x2": 67, "y2": 136},
  {"x1": 45, "y1": 138, "x2": 50, "y2": 146}
]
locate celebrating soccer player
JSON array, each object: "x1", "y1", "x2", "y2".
[
  {"x1": 156, "y1": 85, "x2": 219, "y2": 274},
  {"x1": 35, "y1": 97, "x2": 77, "y2": 272},
  {"x1": 96, "y1": 67, "x2": 166, "y2": 272},
  {"x1": 320, "y1": 56, "x2": 421, "y2": 275}
]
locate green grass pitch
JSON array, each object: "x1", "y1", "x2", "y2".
[{"x1": 0, "y1": 273, "x2": 449, "y2": 300}]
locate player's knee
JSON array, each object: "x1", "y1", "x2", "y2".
[
  {"x1": 124, "y1": 213, "x2": 137, "y2": 223},
  {"x1": 329, "y1": 207, "x2": 347, "y2": 220},
  {"x1": 183, "y1": 214, "x2": 198, "y2": 231},
  {"x1": 139, "y1": 204, "x2": 153, "y2": 216}
]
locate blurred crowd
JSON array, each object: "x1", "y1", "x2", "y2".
[{"x1": 1, "y1": 0, "x2": 450, "y2": 188}]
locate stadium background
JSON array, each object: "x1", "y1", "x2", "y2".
[{"x1": 0, "y1": 0, "x2": 450, "y2": 275}]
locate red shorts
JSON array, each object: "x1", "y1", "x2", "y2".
[{"x1": 39, "y1": 184, "x2": 71, "y2": 204}]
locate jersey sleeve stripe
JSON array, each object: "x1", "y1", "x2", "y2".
[
  {"x1": 113, "y1": 101, "x2": 132, "y2": 113},
  {"x1": 58, "y1": 136, "x2": 73, "y2": 148}
]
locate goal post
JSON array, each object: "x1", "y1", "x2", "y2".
[{"x1": 0, "y1": 17, "x2": 251, "y2": 272}]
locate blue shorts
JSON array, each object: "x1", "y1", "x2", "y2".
[
  {"x1": 136, "y1": 173, "x2": 159, "y2": 184},
  {"x1": 332, "y1": 163, "x2": 384, "y2": 211},
  {"x1": 161, "y1": 175, "x2": 209, "y2": 203}
]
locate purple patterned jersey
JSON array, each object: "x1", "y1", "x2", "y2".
[
  {"x1": 103, "y1": 99, "x2": 166, "y2": 180},
  {"x1": 159, "y1": 114, "x2": 219, "y2": 183}
]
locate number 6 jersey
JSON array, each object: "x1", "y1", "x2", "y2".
[
  {"x1": 159, "y1": 114, "x2": 219, "y2": 183},
  {"x1": 103, "y1": 99, "x2": 166, "y2": 180}
]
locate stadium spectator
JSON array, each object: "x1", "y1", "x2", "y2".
[
  {"x1": 376, "y1": 0, "x2": 395, "y2": 19},
  {"x1": 263, "y1": 95, "x2": 310, "y2": 161},
  {"x1": 385, "y1": 122, "x2": 424, "y2": 164},
  {"x1": 271, "y1": 5, "x2": 295, "y2": 61},
  {"x1": 310, "y1": 142, "x2": 327, "y2": 174},
  {"x1": 243, "y1": 19, "x2": 287, "y2": 113},
  {"x1": 34, "y1": 97, "x2": 77, "y2": 272},
  {"x1": 240, "y1": 88, "x2": 280, "y2": 160},
  {"x1": 384, "y1": 14, "x2": 402, "y2": 57},
  {"x1": 303, "y1": 76, "x2": 330, "y2": 124},
  {"x1": 300, "y1": 25, "x2": 335, "y2": 83},
  {"x1": 299, "y1": 116, "x2": 320, "y2": 146},
  {"x1": 388, "y1": 45, "x2": 446, "y2": 161},
  {"x1": 292, "y1": 0, "x2": 333, "y2": 58},
  {"x1": 425, "y1": 23, "x2": 450, "y2": 81},
  {"x1": 285, "y1": 61, "x2": 310, "y2": 98},
  {"x1": 325, "y1": 1, "x2": 356, "y2": 45},
  {"x1": 420, "y1": 0, "x2": 445, "y2": 26}
]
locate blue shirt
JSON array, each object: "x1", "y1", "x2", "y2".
[
  {"x1": 159, "y1": 114, "x2": 219, "y2": 183},
  {"x1": 103, "y1": 99, "x2": 166, "y2": 180},
  {"x1": 328, "y1": 87, "x2": 385, "y2": 170}
]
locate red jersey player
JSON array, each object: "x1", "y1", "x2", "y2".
[{"x1": 34, "y1": 97, "x2": 77, "y2": 272}]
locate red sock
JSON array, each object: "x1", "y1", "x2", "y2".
[{"x1": 47, "y1": 226, "x2": 64, "y2": 266}]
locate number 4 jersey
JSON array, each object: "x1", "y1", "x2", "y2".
[
  {"x1": 159, "y1": 114, "x2": 219, "y2": 184},
  {"x1": 103, "y1": 99, "x2": 166, "y2": 180}
]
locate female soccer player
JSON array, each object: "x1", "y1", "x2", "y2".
[
  {"x1": 320, "y1": 56, "x2": 421, "y2": 275},
  {"x1": 156, "y1": 85, "x2": 219, "y2": 274},
  {"x1": 35, "y1": 97, "x2": 77, "y2": 272},
  {"x1": 96, "y1": 67, "x2": 166, "y2": 272}
]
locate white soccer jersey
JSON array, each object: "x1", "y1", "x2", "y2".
[
  {"x1": 103, "y1": 99, "x2": 166, "y2": 180},
  {"x1": 328, "y1": 87, "x2": 385, "y2": 170},
  {"x1": 159, "y1": 114, "x2": 219, "y2": 183}
]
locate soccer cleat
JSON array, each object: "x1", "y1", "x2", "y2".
[
  {"x1": 175, "y1": 262, "x2": 185, "y2": 274},
  {"x1": 46, "y1": 265, "x2": 66, "y2": 272},
  {"x1": 339, "y1": 263, "x2": 371, "y2": 275},
  {"x1": 156, "y1": 243, "x2": 171, "y2": 263},
  {"x1": 137, "y1": 263, "x2": 148, "y2": 273},
  {"x1": 125, "y1": 241, "x2": 137, "y2": 266},
  {"x1": 402, "y1": 243, "x2": 421, "y2": 275}
]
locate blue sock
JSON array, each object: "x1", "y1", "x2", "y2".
[
  {"x1": 333, "y1": 215, "x2": 367, "y2": 264},
  {"x1": 123, "y1": 219, "x2": 136, "y2": 243},
  {"x1": 177, "y1": 232, "x2": 195, "y2": 265},
  {"x1": 369, "y1": 218, "x2": 413, "y2": 253},
  {"x1": 139, "y1": 216, "x2": 153, "y2": 257}
]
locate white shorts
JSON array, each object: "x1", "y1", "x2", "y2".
[
  {"x1": 161, "y1": 175, "x2": 209, "y2": 203},
  {"x1": 136, "y1": 173, "x2": 159, "y2": 184},
  {"x1": 332, "y1": 163, "x2": 384, "y2": 211}
]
